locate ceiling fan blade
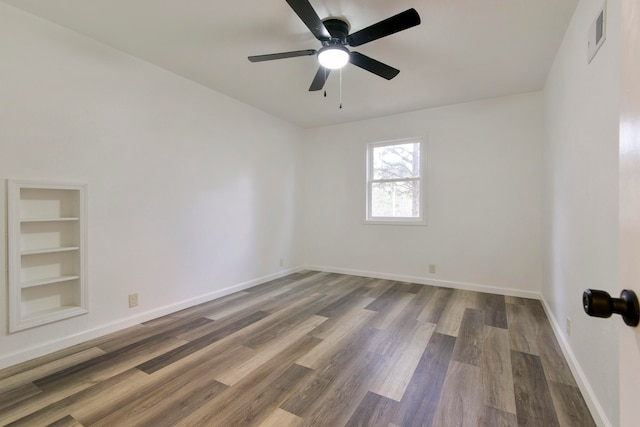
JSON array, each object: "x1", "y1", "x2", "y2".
[
  {"x1": 349, "y1": 52, "x2": 400, "y2": 80},
  {"x1": 286, "y1": 0, "x2": 331, "y2": 41},
  {"x1": 309, "y1": 66, "x2": 331, "y2": 91},
  {"x1": 347, "y1": 8, "x2": 421, "y2": 47},
  {"x1": 248, "y1": 49, "x2": 317, "y2": 62}
]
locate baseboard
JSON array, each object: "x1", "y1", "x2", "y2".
[
  {"x1": 305, "y1": 264, "x2": 540, "y2": 299},
  {"x1": 539, "y1": 297, "x2": 612, "y2": 427},
  {"x1": 0, "y1": 266, "x2": 305, "y2": 370}
]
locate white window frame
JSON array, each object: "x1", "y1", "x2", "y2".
[{"x1": 365, "y1": 137, "x2": 426, "y2": 225}]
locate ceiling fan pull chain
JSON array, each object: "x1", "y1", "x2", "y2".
[
  {"x1": 339, "y1": 68, "x2": 343, "y2": 109},
  {"x1": 324, "y1": 67, "x2": 328, "y2": 97}
]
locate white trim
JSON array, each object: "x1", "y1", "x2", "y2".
[
  {"x1": 539, "y1": 297, "x2": 612, "y2": 427},
  {"x1": 0, "y1": 266, "x2": 304, "y2": 370},
  {"x1": 305, "y1": 264, "x2": 541, "y2": 299},
  {"x1": 362, "y1": 220, "x2": 427, "y2": 226}
]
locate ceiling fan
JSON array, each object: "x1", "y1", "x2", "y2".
[{"x1": 248, "y1": 0, "x2": 421, "y2": 92}]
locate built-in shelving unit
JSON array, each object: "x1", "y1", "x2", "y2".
[{"x1": 7, "y1": 180, "x2": 88, "y2": 332}]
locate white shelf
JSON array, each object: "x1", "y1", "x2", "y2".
[
  {"x1": 21, "y1": 217, "x2": 80, "y2": 223},
  {"x1": 22, "y1": 275, "x2": 81, "y2": 289},
  {"x1": 20, "y1": 306, "x2": 88, "y2": 329},
  {"x1": 8, "y1": 179, "x2": 88, "y2": 333},
  {"x1": 22, "y1": 247, "x2": 80, "y2": 256}
]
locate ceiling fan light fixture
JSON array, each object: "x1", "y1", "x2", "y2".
[{"x1": 318, "y1": 45, "x2": 350, "y2": 69}]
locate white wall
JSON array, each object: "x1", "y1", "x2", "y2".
[
  {"x1": 0, "y1": 3, "x2": 306, "y2": 368},
  {"x1": 304, "y1": 93, "x2": 543, "y2": 296},
  {"x1": 542, "y1": 0, "x2": 621, "y2": 425}
]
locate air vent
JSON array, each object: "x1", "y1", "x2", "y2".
[{"x1": 587, "y1": 4, "x2": 606, "y2": 63}]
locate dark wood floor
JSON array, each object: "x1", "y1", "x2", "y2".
[{"x1": 0, "y1": 271, "x2": 595, "y2": 427}]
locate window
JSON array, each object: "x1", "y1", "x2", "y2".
[{"x1": 366, "y1": 138, "x2": 425, "y2": 224}]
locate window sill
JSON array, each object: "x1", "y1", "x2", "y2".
[{"x1": 364, "y1": 219, "x2": 427, "y2": 226}]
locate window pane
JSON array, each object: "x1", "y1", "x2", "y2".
[
  {"x1": 372, "y1": 142, "x2": 420, "y2": 180},
  {"x1": 371, "y1": 181, "x2": 420, "y2": 218}
]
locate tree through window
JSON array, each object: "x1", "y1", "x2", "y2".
[{"x1": 366, "y1": 138, "x2": 425, "y2": 224}]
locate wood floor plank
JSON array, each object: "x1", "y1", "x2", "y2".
[
  {"x1": 173, "y1": 335, "x2": 321, "y2": 426},
  {"x1": 215, "y1": 314, "x2": 326, "y2": 385},
  {"x1": 478, "y1": 406, "x2": 518, "y2": 427},
  {"x1": 0, "y1": 382, "x2": 42, "y2": 412},
  {"x1": 435, "y1": 289, "x2": 480, "y2": 337},
  {"x1": 0, "y1": 347, "x2": 105, "y2": 396},
  {"x1": 164, "y1": 290, "x2": 251, "y2": 321},
  {"x1": 136, "y1": 310, "x2": 269, "y2": 374},
  {"x1": 316, "y1": 278, "x2": 374, "y2": 318},
  {"x1": 0, "y1": 336, "x2": 186, "y2": 426},
  {"x1": 345, "y1": 391, "x2": 398, "y2": 427},
  {"x1": 363, "y1": 279, "x2": 396, "y2": 299},
  {"x1": 237, "y1": 294, "x2": 326, "y2": 349},
  {"x1": 297, "y1": 307, "x2": 376, "y2": 369},
  {"x1": 97, "y1": 316, "x2": 214, "y2": 354},
  {"x1": 68, "y1": 369, "x2": 168, "y2": 425},
  {"x1": 89, "y1": 364, "x2": 228, "y2": 426},
  {"x1": 548, "y1": 381, "x2": 597, "y2": 427},
  {"x1": 208, "y1": 363, "x2": 313, "y2": 426},
  {"x1": 2, "y1": 399, "x2": 66, "y2": 426},
  {"x1": 371, "y1": 292, "x2": 415, "y2": 330},
  {"x1": 203, "y1": 284, "x2": 299, "y2": 321},
  {"x1": 309, "y1": 294, "x2": 377, "y2": 341},
  {"x1": 278, "y1": 327, "x2": 378, "y2": 417},
  {"x1": 365, "y1": 282, "x2": 409, "y2": 312},
  {"x1": 506, "y1": 303, "x2": 539, "y2": 355},
  {"x1": 406, "y1": 283, "x2": 424, "y2": 294},
  {"x1": 535, "y1": 318, "x2": 578, "y2": 386},
  {"x1": 0, "y1": 341, "x2": 106, "y2": 382},
  {"x1": 34, "y1": 333, "x2": 186, "y2": 389},
  {"x1": 3, "y1": 369, "x2": 150, "y2": 427},
  {"x1": 399, "y1": 284, "x2": 436, "y2": 320},
  {"x1": 47, "y1": 414, "x2": 83, "y2": 427},
  {"x1": 511, "y1": 350, "x2": 560, "y2": 427},
  {"x1": 451, "y1": 308, "x2": 484, "y2": 366},
  {"x1": 0, "y1": 272, "x2": 593, "y2": 427},
  {"x1": 479, "y1": 292, "x2": 508, "y2": 329},
  {"x1": 200, "y1": 271, "x2": 328, "y2": 321},
  {"x1": 302, "y1": 351, "x2": 386, "y2": 427},
  {"x1": 482, "y1": 326, "x2": 517, "y2": 415},
  {"x1": 416, "y1": 287, "x2": 453, "y2": 324},
  {"x1": 392, "y1": 332, "x2": 457, "y2": 427},
  {"x1": 75, "y1": 344, "x2": 255, "y2": 425},
  {"x1": 258, "y1": 408, "x2": 303, "y2": 427},
  {"x1": 375, "y1": 284, "x2": 437, "y2": 338},
  {"x1": 368, "y1": 320, "x2": 436, "y2": 401},
  {"x1": 224, "y1": 276, "x2": 340, "y2": 320},
  {"x1": 243, "y1": 271, "x2": 324, "y2": 298},
  {"x1": 505, "y1": 295, "x2": 527, "y2": 305},
  {"x1": 431, "y1": 361, "x2": 484, "y2": 427}
]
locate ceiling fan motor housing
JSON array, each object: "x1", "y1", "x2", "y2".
[{"x1": 322, "y1": 18, "x2": 350, "y2": 44}]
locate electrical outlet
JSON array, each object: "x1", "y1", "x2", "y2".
[
  {"x1": 129, "y1": 293, "x2": 138, "y2": 308},
  {"x1": 566, "y1": 316, "x2": 572, "y2": 337},
  {"x1": 429, "y1": 264, "x2": 436, "y2": 274},
  {"x1": 279, "y1": 258, "x2": 284, "y2": 267}
]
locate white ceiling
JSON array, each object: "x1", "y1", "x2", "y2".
[{"x1": 3, "y1": 0, "x2": 578, "y2": 128}]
